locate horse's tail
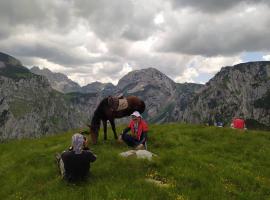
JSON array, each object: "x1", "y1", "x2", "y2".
[{"x1": 138, "y1": 100, "x2": 145, "y2": 114}]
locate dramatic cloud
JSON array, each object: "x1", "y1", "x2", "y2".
[
  {"x1": 170, "y1": 0, "x2": 270, "y2": 13},
  {"x1": 0, "y1": 0, "x2": 269, "y2": 86},
  {"x1": 156, "y1": 3, "x2": 270, "y2": 56}
]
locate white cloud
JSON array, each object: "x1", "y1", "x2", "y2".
[
  {"x1": 174, "y1": 67, "x2": 199, "y2": 83},
  {"x1": 263, "y1": 55, "x2": 270, "y2": 61},
  {"x1": 0, "y1": 0, "x2": 269, "y2": 86},
  {"x1": 189, "y1": 55, "x2": 242, "y2": 74},
  {"x1": 118, "y1": 63, "x2": 133, "y2": 78},
  {"x1": 156, "y1": 3, "x2": 270, "y2": 56},
  {"x1": 154, "y1": 12, "x2": 165, "y2": 25}
]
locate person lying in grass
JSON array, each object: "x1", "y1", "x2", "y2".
[
  {"x1": 119, "y1": 111, "x2": 148, "y2": 150},
  {"x1": 56, "y1": 133, "x2": 97, "y2": 181}
]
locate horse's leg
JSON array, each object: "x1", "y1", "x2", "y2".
[
  {"x1": 102, "y1": 120, "x2": 107, "y2": 141},
  {"x1": 109, "y1": 119, "x2": 118, "y2": 140}
]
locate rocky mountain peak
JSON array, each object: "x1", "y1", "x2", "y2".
[
  {"x1": 1, "y1": 52, "x2": 269, "y2": 141},
  {"x1": 0, "y1": 52, "x2": 22, "y2": 66},
  {"x1": 81, "y1": 81, "x2": 116, "y2": 94},
  {"x1": 183, "y1": 61, "x2": 270, "y2": 126},
  {"x1": 30, "y1": 66, "x2": 81, "y2": 93},
  {"x1": 117, "y1": 67, "x2": 176, "y2": 93},
  {"x1": 209, "y1": 61, "x2": 270, "y2": 85}
]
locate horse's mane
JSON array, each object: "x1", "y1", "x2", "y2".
[{"x1": 94, "y1": 97, "x2": 109, "y2": 115}]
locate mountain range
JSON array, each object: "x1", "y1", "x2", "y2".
[
  {"x1": 30, "y1": 66, "x2": 117, "y2": 95},
  {"x1": 0, "y1": 52, "x2": 269, "y2": 140}
]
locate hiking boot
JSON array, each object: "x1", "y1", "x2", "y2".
[{"x1": 135, "y1": 144, "x2": 145, "y2": 150}]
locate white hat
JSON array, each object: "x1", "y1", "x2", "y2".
[{"x1": 131, "y1": 111, "x2": 141, "y2": 118}]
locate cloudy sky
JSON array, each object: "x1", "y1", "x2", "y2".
[{"x1": 1, "y1": 0, "x2": 270, "y2": 86}]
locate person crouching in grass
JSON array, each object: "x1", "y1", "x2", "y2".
[
  {"x1": 119, "y1": 111, "x2": 148, "y2": 150},
  {"x1": 56, "y1": 133, "x2": 97, "y2": 182}
]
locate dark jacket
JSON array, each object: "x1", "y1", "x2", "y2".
[{"x1": 61, "y1": 149, "x2": 96, "y2": 181}]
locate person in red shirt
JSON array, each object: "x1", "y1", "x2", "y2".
[
  {"x1": 231, "y1": 118, "x2": 246, "y2": 129},
  {"x1": 119, "y1": 111, "x2": 148, "y2": 150}
]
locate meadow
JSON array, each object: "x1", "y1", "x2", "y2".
[{"x1": 0, "y1": 123, "x2": 270, "y2": 200}]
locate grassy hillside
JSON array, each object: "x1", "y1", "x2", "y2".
[{"x1": 0, "y1": 124, "x2": 270, "y2": 200}]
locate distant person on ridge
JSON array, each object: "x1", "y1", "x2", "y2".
[
  {"x1": 119, "y1": 111, "x2": 148, "y2": 150},
  {"x1": 56, "y1": 133, "x2": 97, "y2": 181}
]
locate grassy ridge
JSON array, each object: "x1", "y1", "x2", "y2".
[{"x1": 0, "y1": 124, "x2": 270, "y2": 200}]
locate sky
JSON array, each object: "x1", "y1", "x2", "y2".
[{"x1": 0, "y1": 0, "x2": 270, "y2": 86}]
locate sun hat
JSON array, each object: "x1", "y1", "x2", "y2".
[{"x1": 131, "y1": 111, "x2": 141, "y2": 118}]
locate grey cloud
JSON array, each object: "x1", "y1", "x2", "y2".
[
  {"x1": 0, "y1": 0, "x2": 76, "y2": 37},
  {"x1": 2, "y1": 40, "x2": 119, "y2": 67},
  {"x1": 156, "y1": 5, "x2": 270, "y2": 56},
  {"x1": 122, "y1": 24, "x2": 154, "y2": 41},
  {"x1": 0, "y1": 0, "x2": 269, "y2": 86},
  {"x1": 73, "y1": 0, "x2": 160, "y2": 41},
  {"x1": 170, "y1": 0, "x2": 269, "y2": 13},
  {"x1": 125, "y1": 52, "x2": 190, "y2": 80},
  {"x1": 0, "y1": 0, "x2": 47, "y2": 26}
]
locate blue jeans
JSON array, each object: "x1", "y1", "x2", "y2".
[{"x1": 121, "y1": 132, "x2": 146, "y2": 147}]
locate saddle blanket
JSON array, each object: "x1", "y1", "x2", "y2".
[
  {"x1": 117, "y1": 99, "x2": 128, "y2": 111},
  {"x1": 108, "y1": 96, "x2": 128, "y2": 111}
]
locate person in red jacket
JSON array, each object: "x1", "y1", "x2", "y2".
[
  {"x1": 119, "y1": 111, "x2": 148, "y2": 150},
  {"x1": 231, "y1": 118, "x2": 246, "y2": 129}
]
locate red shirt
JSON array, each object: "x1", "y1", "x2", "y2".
[
  {"x1": 233, "y1": 118, "x2": 245, "y2": 129},
  {"x1": 128, "y1": 119, "x2": 148, "y2": 140}
]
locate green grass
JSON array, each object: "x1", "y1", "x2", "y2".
[
  {"x1": 0, "y1": 64, "x2": 37, "y2": 80},
  {"x1": 0, "y1": 124, "x2": 270, "y2": 200}
]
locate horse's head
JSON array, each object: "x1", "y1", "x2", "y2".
[{"x1": 87, "y1": 124, "x2": 99, "y2": 145}]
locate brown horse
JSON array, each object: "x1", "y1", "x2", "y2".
[{"x1": 88, "y1": 96, "x2": 145, "y2": 144}]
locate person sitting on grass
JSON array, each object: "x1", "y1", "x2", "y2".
[
  {"x1": 56, "y1": 133, "x2": 97, "y2": 182},
  {"x1": 119, "y1": 111, "x2": 148, "y2": 150}
]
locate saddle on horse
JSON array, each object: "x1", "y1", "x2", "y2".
[{"x1": 108, "y1": 96, "x2": 128, "y2": 111}]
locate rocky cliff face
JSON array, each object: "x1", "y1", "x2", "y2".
[
  {"x1": 82, "y1": 82, "x2": 117, "y2": 96},
  {"x1": 30, "y1": 67, "x2": 117, "y2": 95},
  {"x1": 0, "y1": 53, "x2": 98, "y2": 140},
  {"x1": 30, "y1": 66, "x2": 81, "y2": 93},
  {"x1": 183, "y1": 62, "x2": 270, "y2": 126},
  {"x1": 1, "y1": 52, "x2": 269, "y2": 140},
  {"x1": 117, "y1": 68, "x2": 178, "y2": 123}
]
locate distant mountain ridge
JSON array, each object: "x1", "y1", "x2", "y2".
[
  {"x1": 182, "y1": 62, "x2": 270, "y2": 127},
  {"x1": 0, "y1": 52, "x2": 99, "y2": 140},
  {"x1": 0, "y1": 52, "x2": 269, "y2": 140},
  {"x1": 31, "y1": 62, "x2": 269, "y2": 127},
  {"x1": 30, "y1": 66, "x2": 117, "y2": 95},
  {"x1": 30, "y1": 66, "x2": 81, "y2": 93}
]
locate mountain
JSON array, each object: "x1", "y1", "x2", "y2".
[
  {"x1": 0, "y1": 52, "x2": 99, "y2": 140},
  {"x1": 30, "y1": 66, "x2": 81, "y2": 93},
  {"x1": 30, "y1": 67, "x2": 118, "y2": 95},
  {"x1": 1, "y1": 52, "x2": 269, "y2": 140},
  {"x1": 116, "y1": 67, "x2": 200, "y2": 123},
  {"x1": 0, "y1": 52, "x2": 22, "y2": 66},
  {"x1": 182, "y1": 62, "x2": 270, "y2": 128},
  {"x1": 81, "y1": 81, "x2": 117, "y2": 96}
]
